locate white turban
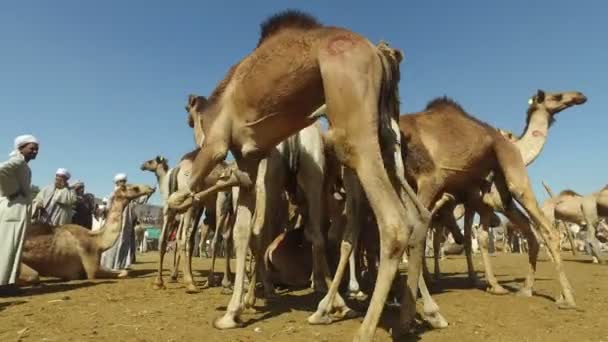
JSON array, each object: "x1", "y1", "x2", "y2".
[
  {"x1": 56, "y1": 168, "x2": 71, "y2": 179},
  {"x1": 114, "y1": 173, "x2": 127, "y2": 183},
  {"x1": 14, "y1": 134, "x2": 39, "y2": 150},
  {"x1": 102, "y1": 197, "x2": 108, "y2": 204}
]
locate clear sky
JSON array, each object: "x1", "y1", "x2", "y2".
[{"x1": 1, "y1": 0, "x2": 606, "y2": 205}]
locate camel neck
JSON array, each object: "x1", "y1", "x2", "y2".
[
  {"x1": 515, "y1": 107, "x2": 551, "y2": 166},
  {"x1": 96, "y1": 197, "x2": 128, "y2": 250}
]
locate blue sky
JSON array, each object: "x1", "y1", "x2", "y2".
[{"x1": 1, "y1": 1, "x2": 606, "y2": 205}]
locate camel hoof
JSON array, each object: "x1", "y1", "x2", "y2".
[
  {"x1": 557, "y1": 302, "x2": 577, "y2": 310},
  {"x1": 333, "y1": 308, "x2": 358, "y2": 320},
  {"x1": 213, "y1": 314, "x2": 243, "y2": 330},
  {"x1": 516, "y1": 288, "x2": 533, "y2": 297},
  {"x1": 168, "y1": 277, "x2": 178, "y2": 284},
  {"x1": 423, "y1": 312, "x2": 449, "y2": 329},
  {"x1": 185, "y1": 284, "x2": 200, "y2": 294},
  {"x1": 221, "y1": 286, "x2": 234, "y2": 295},
  {"x1": 347, "y1": 290, "x2": 368, "y2": 301},
  {"x1": 486, "y1": 285, "x2": 509, "y2": 295},
  {"x1": 151, "y1": 281, "x2": 166, "y2": 290},
  {"x1": 307, "y1": 311, "x2": 333, "y2": 325},
  {"x1": 118, "y1": 270, "x2": 130, "y2": 279}
]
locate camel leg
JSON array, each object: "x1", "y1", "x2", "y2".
[
  {"x1": 18, "y1": 263, "x2": 40, "y2": 285},
  {"x1": 432, "y1": 225, "x2": 442, "y2": 281},
  {"x1": 85, "y1": 256, "x2": 128, "y2": 279},
  {"x1": 170, "y1": 244, "x2": 180, "y2": 282},
  {"x1": 560, "y1": 221, "x2": 578, "y2": 256},
  {"x1": 475, "y1": 209, "x2": 508, "y2": 295},
  {"x1": 462, "y1": 206, "x2": 482, "y2": 287},
  {"x1": 581, "y1": 198, "x2": 605, "y2": 264},
  {"x1": 494, "y1": 145, "x2": 576, "y2": 308},
  {"x1": 217, "y1": 191, "x2": 235, "y2": 292},
  {"x1": 214, "y1": 160, "x2": 257, "y2": 330},
  {"x1": 199, "y1": 221, "x2": 210, "y2": 259},
  {"x1": 502, "y1": 205, "x2": 540, "y2": 297},
  {"x1": 178, "y1": 208, "x2": 199, "y2": 293},
  {"x1": 309, "y1": 168, "x2": 361, "y2": 324},
  {"x1": 152, "y1": 210, "x2": 173, "y2": 289},
  {"x1": 221, "y1": 233, "x2": 234, "y2": 293},
  {"x1": 209, "y1": 219, "x2": 222, "y2": 287},
  {"x1": 296, "y1": 141, "x2": 332, "y2": 294},
  {"x1": 347, "y1": 247, "x2": 367, "y2": 300}
]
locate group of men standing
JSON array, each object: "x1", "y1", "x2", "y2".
[{"x1": 0, "y1": 135, "x2": 141, "y2": 296}]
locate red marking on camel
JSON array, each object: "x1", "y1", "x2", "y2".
[
  {"x1": 532, "y1": 130, "x2": 545, "y2": 137},
  {"x1": 326, "y1": 35, "x2": 355, "y2": 55}
]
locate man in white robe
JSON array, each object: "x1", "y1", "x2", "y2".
[
  {"x1": 101, "y1": 173, "x2": 141, "y2": 271},
  {"x1": 0, "y1": 135, "x2": 38, "y2": 295},
  {"x1": 33, "y1": 168, "x2": 77, "y2": 226}
]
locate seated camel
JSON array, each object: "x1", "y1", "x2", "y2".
[{"x1": 20, "y1": 184, "x2": 154, "y2": 281}]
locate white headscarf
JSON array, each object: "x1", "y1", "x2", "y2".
[
  {"x1": 14, "y1": 134, "x2": 39, "y2": 149},
  {"x1": 56, "y1": 168, "x2": 71, "y2": 179},
  {"x1": 9, "y1": 134, "x2": 39, "y2": 157},
  {"x1": 114, "y1": 173, "x2": 127, "y2": 183}
]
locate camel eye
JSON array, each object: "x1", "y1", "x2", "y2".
[
  {"x1": 132, "y1": 186, "x2": 140, "y2": 192},
  {"x1": 554, "y1": 94, "x2": 563, "y2": 101}
]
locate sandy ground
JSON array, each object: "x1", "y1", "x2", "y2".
[{"x1": 1, "y1": 252, "x2": 607, "y2": 342}]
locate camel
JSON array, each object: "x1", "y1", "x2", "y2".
[
  {"x1": 179, "y1": 10, "x2": 429, "y2": 341},
  {"x1": 308, "y1": 89, "x2": 585, "y2": 332},
  {"x1": 20, "y1": 184, "x2": 154, "y2": 281},
  {"x1": 541, "y1": 182, "x2": 607, "y2": 264},
  {"x1": 311, "y1": 89, "x2": 586, "y2": 334},
  {"x1": 140, "y1": 153, "x2": 235, "y2": 293}
]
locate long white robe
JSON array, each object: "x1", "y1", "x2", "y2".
[
  {"x1": 0, "y1": 153, "x2": 32, "y2": 285},
  {"x1": 33, "y1": 184, "x2": 76, "y2": 226}
]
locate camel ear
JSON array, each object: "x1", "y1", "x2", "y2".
[{"x1": 536, "y1": 89, "x2": 546, "y2": 103}]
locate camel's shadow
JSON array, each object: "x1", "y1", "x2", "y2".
[
  {"x1": 15, "y1": 280, "x2": 114, "y2": 297},
  {"x1": 0, "y1": 300, "x2": 27, "y2": 312}
]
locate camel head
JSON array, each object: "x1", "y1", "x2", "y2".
[
  {"x1": 186, "y1": 94, "x2": 210, "y2": 147},
  {"x1": 527, "y1": 90, "x2": 587, "y2": 118},
  {"x1": 140, "y1": 156, "x2": 169, "y2": 172},
  {"x1": 113, "y1": 184, "x2": 155, "y2": 201}
]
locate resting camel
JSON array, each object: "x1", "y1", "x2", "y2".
[
  {"x1": 541, "y1": 182, "x2": 607, "y2": 264},
  {"x1": 141, "y1": 153, "x2": 235, "y2": 293},
  {"x1": 178, "y1": 10, "x2": 429, "y2": 341},
  {"x1": 20, "y1": 184, "x2": 154, "y2": 281}
]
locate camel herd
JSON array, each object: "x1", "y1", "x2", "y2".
[{"x1": 17, "y1": 9, "x2": 605, "y2": 342}]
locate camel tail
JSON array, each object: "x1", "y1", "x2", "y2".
[{"x1": 376, "y1": 41, "x2": 403, "y2": 152}]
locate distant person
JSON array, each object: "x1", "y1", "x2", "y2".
[
  {"x1": 71, "y1": 181, "x2": 95, "y2": 229},
  {"x1": 92, "y1": 202, "x2": 107, "y2": 231},
  {"x1": 33, "y1": 168, "x2": 77, "y2": 226},
  {"x1": 101, "y1": 173, "x2": 141, "y2": 271},
  {"x1": 0, "y1": 134, "x2": 39, "y2": 296}
]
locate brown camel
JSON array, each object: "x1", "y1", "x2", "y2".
[
  {"x1": 20, "y1": 184, "x2": 154, "y2": 281},
  {"x1": 181, "y1": 10, "x2": 428, "y2": 341},
  {"x1": 542, "y1": 182, "x2": 607, "y2": 264},
  {"x1": 454, "y1": 90, "x2": 587, "y2": 296},
  {"x1": 310, "y1": 89, "x2": 585, "y2": 331}
]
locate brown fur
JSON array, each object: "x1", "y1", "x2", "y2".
[
  {"x1": 21, "y1": 184, "x2": 154, "y2": 281},
  {"x1": 559, "y1": 189, "x2": 582, "y2": 197},
  {"x1": 257, "y1": 10, "x2": 322, "y2": 47}
]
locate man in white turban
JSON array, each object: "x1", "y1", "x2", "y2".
[
  {"x1": 33, "y1": 167, "x2": 77, "y2": 226},
  {"x1": 101, "y1": 173, "x2": 142, "y2": 271},
  {"x1": 0, "y1": 134, "x2": 39, "y2": 295}
]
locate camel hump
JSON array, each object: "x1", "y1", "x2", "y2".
[
  {"x1": 559, "y1": 189, "x2": 581, "y2": 197},
  {"x1": 257, "y1": 10, "x2": 322, "y2": 47},
  {"x1": 424, "y1": 96, "x2": 467, "y2": 114}
]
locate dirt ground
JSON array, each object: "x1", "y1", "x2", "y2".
[{"x1": 1, "y1": 252, "x2": 607, "y2": 342}]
